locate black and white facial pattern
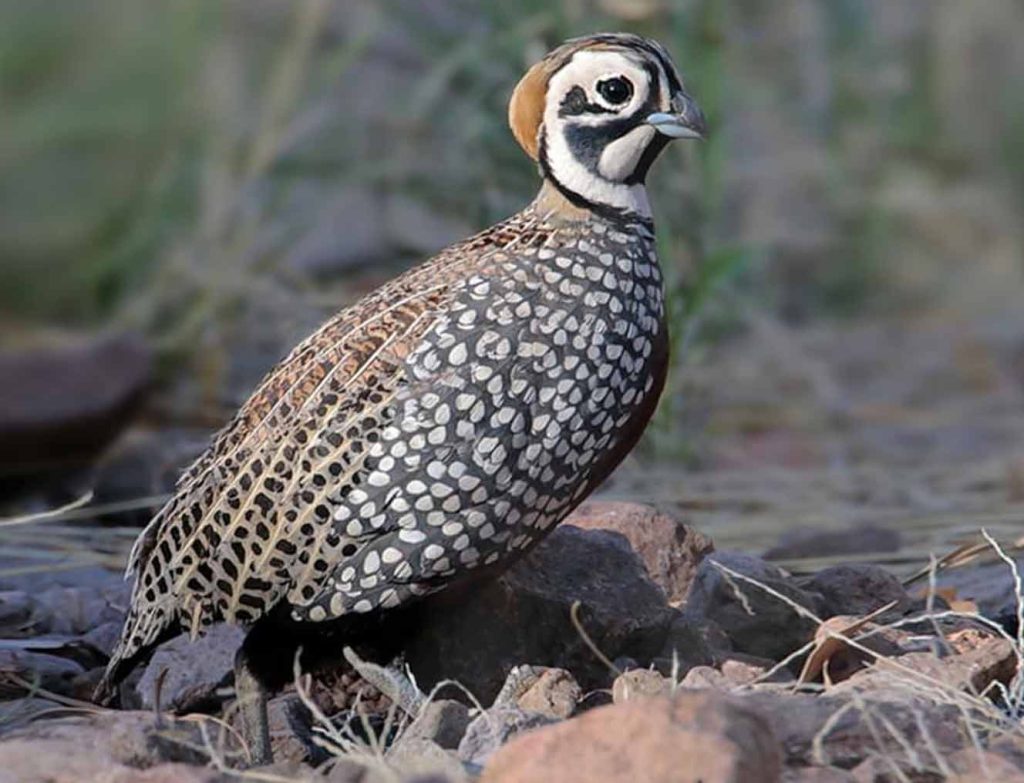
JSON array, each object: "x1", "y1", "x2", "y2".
[{"x1": 539, "y1": 47, "x2": 683, "y2": 218}]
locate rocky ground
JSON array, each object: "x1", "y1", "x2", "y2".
[{"x1": 0, "y1": 500, "x2": 1021, "y2": 783}]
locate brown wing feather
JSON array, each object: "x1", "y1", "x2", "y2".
[{"x1": 104, "y1": 214, "x2": 546, "y2": 687}]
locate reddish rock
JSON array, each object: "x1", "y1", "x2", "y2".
[
  {"x1": 831, "y1": 628, "x2": 1016, "y2": 697},
  {"x1": 676, "y1": 656, "x2": 787, "y2": 690},
  {"x1": 480, "y1": 691, "x2": 782, "y2": 783},
  {"x1": 611, "y1": 668, "x2": 671, "y2": 703},
  {"x1": 515, "y1": 668, "x2": 581, "y2": 719},
  {"x1": 947, "y1": 748, "x2": 1024, "y2": 782},
  {"x1": 566, "y1": 501, "x2": 714, "y2": 603}
]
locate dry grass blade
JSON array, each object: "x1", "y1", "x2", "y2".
[
  {"x1": 0, "y1": 491, "x2": 94, "y2": 528},
  {"x1": 570, "y1": 600, "x2": 622, "y2": 677},
  {"x1": 903, "y1": 533, "x2": 1024, "y2": 587}
]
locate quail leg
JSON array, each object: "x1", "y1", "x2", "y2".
[{"x1": 234, "y1": 649, "x2": 273, "y2": 766}]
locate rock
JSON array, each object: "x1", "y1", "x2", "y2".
[
  {"x1": 655, "y1": 614, "x2": 729, "y2": 674},
  {"x1": 679, "y1": 665, "x2": 732, "y2": 690},
  {"x1": 831, "y1": 628, "x2": 1016, "y2": 697},
  {"x1": 798, "y1": 618, "x2": 893, "y2": 688},
  {"x1": 565, "y1": 501, "x2": 714, "y2": 602},
  {"x1": 0, "y1": 711, "x2": 215, "y2": 781},
  {"x1": 783, "y1": 768, "x2": 857, "y2": 782},
  {"x1": 743, "y1": 692, "x2": 965, "y2": 769},
  {"x1": 848, "y1": 757, "x2": 913, "y2": 782},
  {"x1": 515, "y1": 668, "x2": 581, "y2": 719},
  {"x1": 676, "y1": 657, "x2": 787, "y2": 690},
  {"x1": 266, "y1": 694, "x2": 318, "y2": 765},
  {"x1": 406, "y1": 525, "x2": 675, "y2": 702},
  {"x1": 721, "y1": 657, "x2": 787, "y2": 685},
  {"x1": 800, "y1": 565, "x2": 911, "y2": 619},
  {"x1": 29, "y1": 581, "x2": 129, "y2": 636},
  {"x1": 136, "y1": 624, "x2": 245, "y2": 712},
  {"x1": 479, "y1": 691, "x2": 782, "y2": 783},
  {"x1": 0, "y1": 591, "x2": 33, "y2": 632},
  {"x1": 457, "y1": 707, "x2": 556, "y2": 768},
  {"x1": 0, "y1": 333, "x2": 152, "y2": 473},
  {"x1": 935, "y1": 558, "x2": 1024, "y2": 629},
  {"x1": 0, "y1": 697, "x2": 66, "y2": 730},
  {"x1": 70, "y1": 666, "x2": 106, "y2": 702},
  {"x1": 81, "y1": 620, "x2": 124, "y2": 658},
  {"x1": 0, "y1": 648, "x2": 85, "y2": 697},
  {"x1": 947, "y1": 748, "x2": 1024, "y2": 782},
  {"x1": 764, "y1": 525, "x2": 901, "y2": 560},
  {"x1": 407, "y1": 699, "x2": 472, "y2": 750},
  {"x1": 683, "y1": 551, "x2": 821, "y2": 661},
  {"x1": 990, "y1": 735, "x2": 1024, "y2": 772},
  {"x1": 612, "y1": 668, "x2": 671, "y2": 703},
  {"x1": 388, "y1": 737, "x2": 470, "y2": 782}
]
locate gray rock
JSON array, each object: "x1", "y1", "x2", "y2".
[
  {"x1": 742, "y1": 692, "x2": 965, "y2": 769},
  {"x1": 0, "y1": 649, "x2": 85, "y2": 697},
  {"x1": 457, "y1": 706, "x2": 556, "y2": 768},
  {"x1": 0, "y1": 711, "x2": 212, "y2": 780},
  {"x1": 30, "y1": 582, "x2": 129, "y2": 636},
  {"x1": 935, "y1": 557, "x2": 1024, "y2": 627},
  {"x1": 388, "y1": 737, "x2": 469, "y2": 782},
  {"x1": 0, "y1": 697, "x2": 67, "y2": 732},
  {"x1": 655, "y1": 613, "x2": 727, "y2": 673},
  {"x1": 684, "y1": 551, "x2": 821, "y2": 661},
  {"x1": 800, "y1": 564, "x2": 910, "y2": 619},
  {"x1": 136, "y1": 624, "x2": 245, "y2": 712},
  {"x1": 81, "y1": 620, "x2": 123, "y2": 658},
  {"x1": 266, "y1": 694, "x2": 318, "y2": 765},
  {"x1": 0, "y1": 333, "x2": 151, "y2": 473},
  {"x1": 405, "y1": 525, "x2": 675, "y2": 703},
  {"x1": 0, "y1": 591, "x2": 33, "y2": 632},
  {"x1": 407, "y1": 699, "x2": 472, "y2": 750}
]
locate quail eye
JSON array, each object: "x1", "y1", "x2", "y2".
[{"x1": 596, "y1": 76, "x2": 633, "y2": 106}]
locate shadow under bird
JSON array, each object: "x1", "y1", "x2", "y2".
[{"x1": 97, "y1": 32, "x2": 705, "y2": 765}]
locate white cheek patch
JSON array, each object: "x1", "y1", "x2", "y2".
[
  {"x1": 544, "y1": 126, "x2": 652, "y2": 218},
  {"x1": 599, "y1": 125, "x2": 656, "y2": 181}
]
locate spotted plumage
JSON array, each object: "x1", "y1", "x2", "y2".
[{"x1": 98, "y1": 32, "x2": 704, "y2": 764}]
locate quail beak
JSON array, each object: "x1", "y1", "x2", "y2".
[{"x1": 646, "y1": 91, "x2": 707, "y2": 140}]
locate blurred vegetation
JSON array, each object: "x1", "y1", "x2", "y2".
[{"x1": 1, "y1": 0, "x2": 1022, "y2": 453}]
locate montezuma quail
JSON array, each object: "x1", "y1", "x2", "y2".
[{"x1": 98, "y1": 33, "x2": 705, "y2": 763}]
